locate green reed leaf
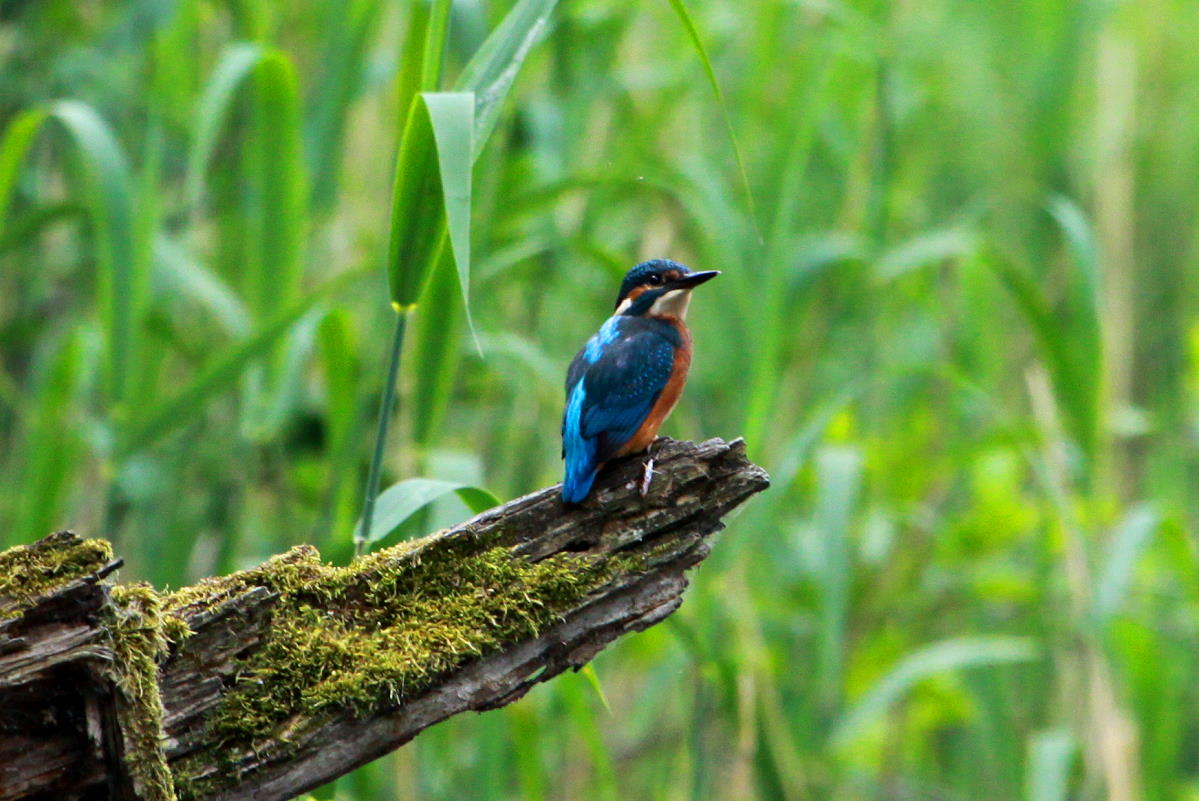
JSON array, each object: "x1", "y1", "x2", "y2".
[
  {"x1": 455, "y1": 0, "x2": 559, "y2": 158},
  {"x1": 48, "y1": 101, "x2": 140, "y2": 408},
  {"x1": 665, "y1": 0, "x2": 761, "y2": 240},
  {"x1": 1093, "y1": 504, "x2": 1158, "y2": 626},
  {"x1": 832, "y1": 636, "x2": 1038, "y2": 746},
  {"x1": 0, "y1": 108, "x2": 49, "y2": 245},
  {"x1": 8, "y1": 331, "x2": 85, "y2": 548},
  {"x1": 357, "y1": 477, "x2": 500, "y2": 549},
  {"x1": 307, "y1": 0, "x2": 384, "y2": 210},
  {"x1": 424, "y1": 92, "x2": 474, "y2": 313},
  {"x1": 185, "y1": 43, "x2": 264, "y2": 215},
  {"x1": 121, "y1": 269, "x2": 363, "y2": 456},
  {"x1": 1025, "y1": 729, "x2": 1076, "y2": 801},
  {"x1": 411, "y1": 243, "x2": 462, "y2": 445},
  {"x1": 387, "y1": 91, "x2": 473, "y2": 311}
]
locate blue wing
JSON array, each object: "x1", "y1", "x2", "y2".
[{"x1": 561, "y1": 318, "x2": 677, "y2": 503}]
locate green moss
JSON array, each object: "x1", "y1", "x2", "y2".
[
  {"x1": 107, "y1": 583, "x2": 176, "y2": 801},
  {"x1": 170, "y1": 532, "x2": 624, "y2": 799},
  {"x1": 0, "y1": 531, "x2": 660, "y2": 801},
  {"x1": 0, "y1": 536, "x2": 175, "y2": 798},
  {"x1": 0, "y1": 532, "x2": 113, "y2": 620}
]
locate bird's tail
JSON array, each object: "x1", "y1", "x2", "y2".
[
  {"x1": 561, "y1": 442, "x2": 599, "y2": 504},
  {"x1": 562, "y1": 383, "x2": 598, "y2": 503}
]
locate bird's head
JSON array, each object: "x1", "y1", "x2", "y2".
[{"x1": 613, "y1": 259, "x2": 720, "y2": 319}]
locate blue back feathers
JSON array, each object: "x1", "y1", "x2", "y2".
[{"x1": 560, "y1": 315, "x2": 681, "y2": 503}]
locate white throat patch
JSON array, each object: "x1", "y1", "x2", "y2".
[{"x1": 648, "y1": 289, "x2": 692, "y2": 319}]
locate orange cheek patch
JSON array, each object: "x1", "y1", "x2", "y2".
[{"x1": 627, "y1": 286, "x2": 648, "y2": 302}]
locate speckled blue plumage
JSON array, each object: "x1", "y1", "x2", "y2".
[{"x1": 560, "y1": 315, "x2": 681, "y2": 503}]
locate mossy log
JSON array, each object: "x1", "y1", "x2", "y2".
[{"x1": 0, "y1": 437, "x2": 768, "y2": 801}]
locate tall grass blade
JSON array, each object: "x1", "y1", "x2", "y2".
[
  {"x1": 1046, "y1": 195, "x2": 1102, "y2": 461},
  {"x1": 423, "y1": 92, "x2": 474, "y2": 319},
  {"x1": 48, "y1": 101, "x2": 140, "y2": 409},
  {"x1": 1092, "y1": 504, "x2": 1158, "y2": 626},
  {"x1": 421, "y1": 0, "x2": 454, "y2": 91},
  {"x1": 0, "y1": 108, "x2": 49, "y2": 244},
  {"x1": 1025, "y1": 729, "x2": 1076, "y2": 801},
  {"x1": 455, "y1": 0, "x2": 559, "y2": 157},
  {"x1": 832, "y1": 636, "x2": 1038, "y2": 746},
  {"x1": 393, "y1": 3, "x2": 430, "y2": 135},
  {"x1": 8, "y1": 332, "x2": 84, "y2": 548},
  {"x1": 814, "y1": 445, "x2": 861, "y2": 714},
  {"x1": 120, "y1": 269, "x2": 363, "y2": 455},
  {"x1": 184, "y1": 43, "x2": 264, "y2": 215},
  {"x1": 307, "y1": 0, "x2": 384, "y2": 210},
  {"x1": 665, "y1": 0, "x2": 760, "y2": 240},
  {"x1": 245, "y1": 51, "x2": 307, "y2": 320}
]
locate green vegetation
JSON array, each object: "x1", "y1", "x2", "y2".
[{"x1": 2, "y1": 1, "x2": 1198, "y2": 800}]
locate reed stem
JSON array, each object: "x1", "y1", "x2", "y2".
[{"x1": 356, "y1": 307, "x2": 409, "y2": 556}]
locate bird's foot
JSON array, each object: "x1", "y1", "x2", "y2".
[{"x1": 639, "y1": 455, "x2": 655, "y2": 497}]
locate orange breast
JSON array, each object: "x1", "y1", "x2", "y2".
[{"x1": 616, "y1": 318, "x2": 692, "y2": 457}]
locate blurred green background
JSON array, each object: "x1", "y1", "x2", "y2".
[{"x1": 3, "y1": 0, "x2": 1199, "y2": 799}]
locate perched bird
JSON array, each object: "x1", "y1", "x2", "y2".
[{"x1": 561, "y1": 259, "x2": 719, "y2": 503}]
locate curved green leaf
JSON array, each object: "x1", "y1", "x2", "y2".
[
  {"x1": 186, "y1": 44, "x2": 308, "y2": 311},
  {"x1": 185, "y1": 43, "x2": 264, "y2": 214},
  {"x1": 665, "y1": 0, "x2": 760, "y2": 240},
  {"x1": 358, "y1": 477, "x2": 500, "y2": 549},
  {"x1": 424, "y1": 92, "x2": 474, "y2": 317},
  {"x1": 153, "y1": 234, "x2": 251, "y2": 336},
  {"x1": 0, "y1": 103, "x2": 143, "y2": 410},
  {"x1": 455, "y1": 0, "x2": 559, "y2": 157},
  {"x1": 832, "y1": 636, "x2": 1038, "y2": 746},
  {"x1": 0, "y1": 107, "x2": 49, "y2": 244},
  {"x1": 48, "y1": 101, "x2": 140, "y2": 408},
  {"x1": 120, "y1": 268, "x2": 364, "y2": 455},
  {"x1": 387, "y1": 91, "x2": 474, "y2": 312}
]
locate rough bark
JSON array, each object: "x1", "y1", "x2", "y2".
[{"x1": 0, "y1": 437, "x2": 768, "y2": 801}]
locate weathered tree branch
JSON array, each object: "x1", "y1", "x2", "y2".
[{"x1": 0, "y1": 437, "x2": 768, "y2": 801}]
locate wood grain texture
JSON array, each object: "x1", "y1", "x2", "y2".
[{"x1": 0, "y1": 437, "x2": 768, "y2": 801}]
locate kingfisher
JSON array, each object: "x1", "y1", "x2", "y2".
[{"x1": 560, "y1": 259, "x2": 719, "y2": 503}]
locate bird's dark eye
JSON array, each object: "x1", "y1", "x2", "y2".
[{"x1": 647, "y1": 274, "x2": 663, "y2": 285}]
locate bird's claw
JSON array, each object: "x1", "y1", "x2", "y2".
[{"x1": 639, "y1": 457, "x2": 655, "y2": 496}]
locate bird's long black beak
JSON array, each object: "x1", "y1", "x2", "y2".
[{"x1": 669, "y1": 270, "x2": 720, "y2": 290}]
